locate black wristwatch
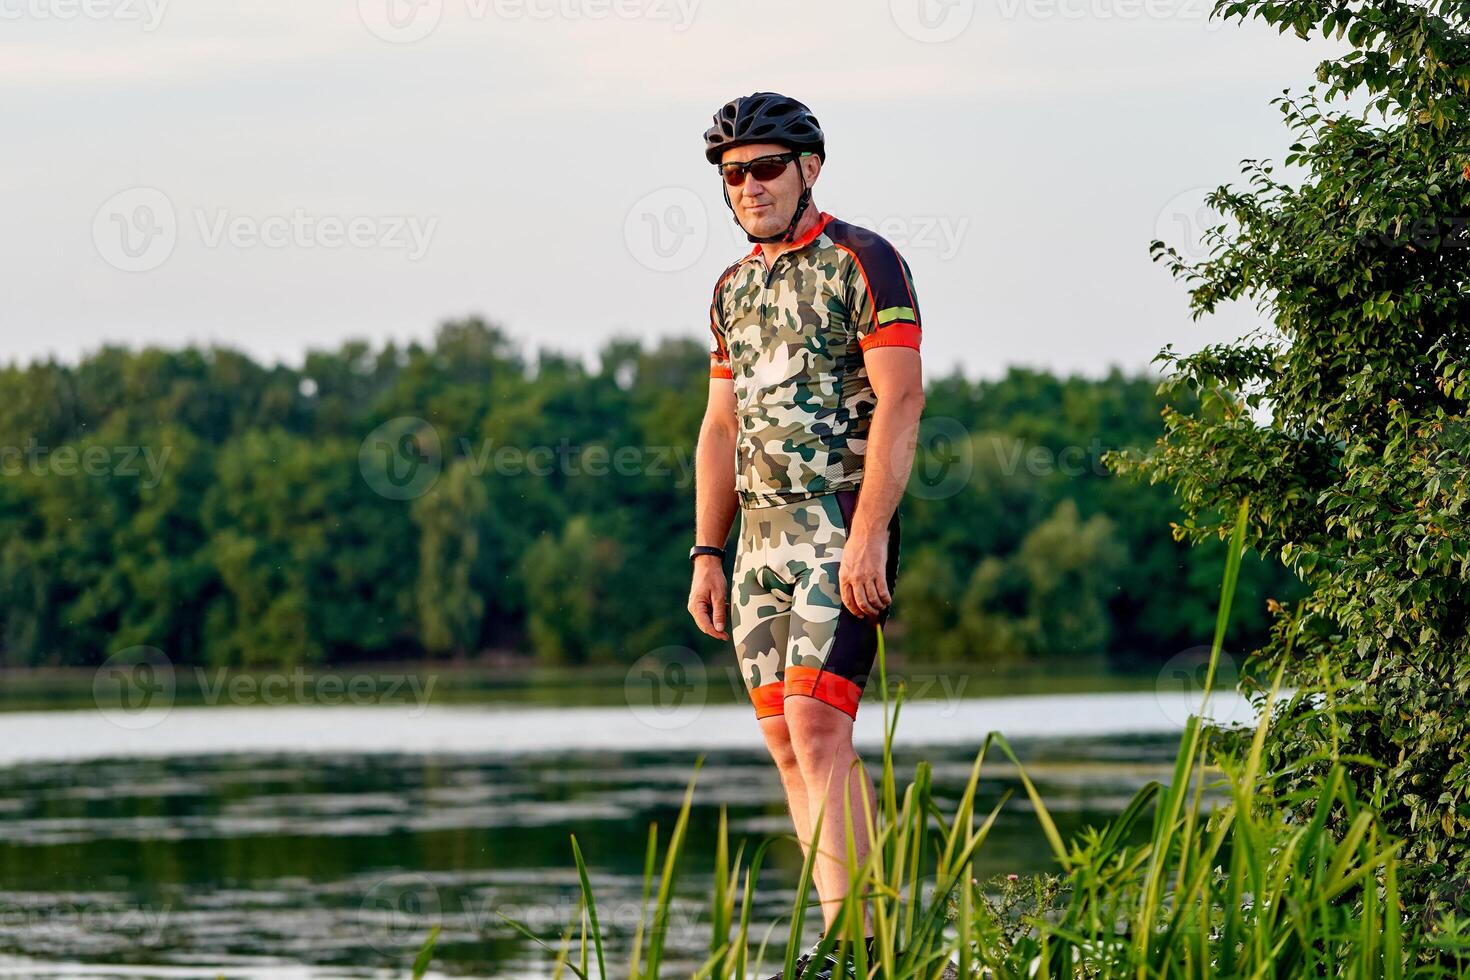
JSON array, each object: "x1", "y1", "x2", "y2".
[{"x1": 689, "y1": 545, "x2": 726, "y2": 561}]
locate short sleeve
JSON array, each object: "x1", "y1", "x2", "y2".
[
  {"x1": 709, "y1": 281, "x2": 733, "y2": 380},
  {"x1": 847, "y1": 243, "x2": 922, "y2": 352}
]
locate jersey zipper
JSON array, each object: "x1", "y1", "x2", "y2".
[{"x1": 760, "y1": 253, "x2": 782, "y2": 329}]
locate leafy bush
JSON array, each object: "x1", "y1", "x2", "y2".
[{"x1": 1106, "y1": 0, "x2": 1470, "y2": 921}]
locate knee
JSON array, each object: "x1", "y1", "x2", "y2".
[
  {"x1": 784, "y1": 699, "x2": 851, "y2": 768},
  {"x1": 758, "y1": 716, "x2": 801, "y2": 771}
]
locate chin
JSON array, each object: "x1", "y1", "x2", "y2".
[{"x1": 742, "y1": 211, "x2": 782, "y2": 237}]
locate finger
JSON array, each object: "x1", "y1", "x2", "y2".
[
  {"x1": 691, "y1": 591, "x2": 730, "y2": 640},
  {"x1": 875, "y1": 581, "x2": 893, "y2": 611},
  {"x1": 689, "y1": 597, "x2": 715, "y2": 636},
  {"x1": 852, "y1": 578, "x2": 878, "y2": 618},
  {"x1": 711, "y1": 591, "x2": 727, "y2": 636},
  {"x1": 862, "y1": 578, "x2": 886, "y2": 616},
  {"x1": 839, "y1": 577, "x2": 862, "y2": 618},
  {"x1": 872, "y1": 576, "x2": 892, "y2": 611}
]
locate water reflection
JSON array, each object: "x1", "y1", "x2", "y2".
[{"x1": 0, "y1": 725, "x2": 1186, "y2": 978}]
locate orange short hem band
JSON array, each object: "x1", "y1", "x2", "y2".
[
  {"x1": 783, "y1": 665, "x2": 862, "y2": 720},
  {"x1": 751, "y1": 681, "x2": 785, "y2": 719}
]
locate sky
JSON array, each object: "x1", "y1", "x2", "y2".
[{"x1": 2, "y1": 0, "x2": 1345, "y2": 380}]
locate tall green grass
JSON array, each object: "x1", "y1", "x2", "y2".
[{"x1": 485, "y1": 497, "x2": 1470, "y2": 979}]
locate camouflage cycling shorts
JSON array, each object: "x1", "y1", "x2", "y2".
[{"x1": 730, "y1": 488, "x2": 901, "y2": 721}]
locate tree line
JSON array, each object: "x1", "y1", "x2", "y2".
[{"x1": 0, "y1": 320, "x2": 1298, "y2": 669}]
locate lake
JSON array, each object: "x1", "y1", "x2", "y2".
[{"x1": 0, "y1": 667, "x2": 1253, "y2": 978}]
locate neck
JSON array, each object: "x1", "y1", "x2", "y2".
[{"x1": 758, "y1": 202, "x2": 821, "y2": 265}]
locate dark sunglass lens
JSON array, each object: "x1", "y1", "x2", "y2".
[
  {"x1": 748, "y1": 160, "x2": 789, "y2": 181},
  {"x1": 721, "y1": 157, "x2": 791, "y2": 186}
]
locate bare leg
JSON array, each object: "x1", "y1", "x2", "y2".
[
  {"x1": 784, "y1": 696, "x2": 878, "y2": 936},
  {"x1": 758, "y1": 714, "x2": 828, "y2": 908}
]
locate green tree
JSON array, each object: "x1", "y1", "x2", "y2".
[
  {"x1": 203, "y1": 431, "x2": 415, "y2": 666},
  {"x1": 1109, "y1": 0, "x2": 1470, "y2": 917},
  {"x1": 413, "y1": 462, "x2": 488, "y2": 659},
  {"x1": 520, "y1": 515, "x2": 627, "y2": 665},
  {"x1": 1014, "y1": 498, "x2": 1124, "y2": 656}
]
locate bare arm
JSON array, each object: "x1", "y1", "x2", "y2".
[
  {"x1": 689, "y1": 378, "x2": 739, "y2": 638},
  {"x1": 841, "y1": 346, "x2": 924, "y2": 617},
  {"x1": 695, "y1": 379, "x2": 739, "y2": 548}
]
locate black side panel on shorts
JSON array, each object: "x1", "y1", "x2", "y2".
[{"x1": 825, "y1": 489, "x2": 902, "y2": 690}]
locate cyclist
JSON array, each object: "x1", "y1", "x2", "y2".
[{"x1": 686, "y1": 91, "x2": 926, "y2": 979}]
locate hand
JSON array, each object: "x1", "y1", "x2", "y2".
[
  {"x1": 839, "y1": 529, "x2": 891, "y2": 619},
  {"x1": 688, "y1": 557, "x2": 730, "y2": 640}
]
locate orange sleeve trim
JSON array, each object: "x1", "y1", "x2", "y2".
[
  {"x1": 858, "y1": 321, "x2": 921, "y2": 351},
  {"x1": 709, "y1": 362, "x2": 733, "y2": 380}
]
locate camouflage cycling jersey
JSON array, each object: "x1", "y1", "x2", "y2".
[{"x1": 708, "y1": 211, "x2": 922, "y2": 508}]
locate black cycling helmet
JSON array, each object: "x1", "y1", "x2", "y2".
[
  {"x1": 703, "y1": 91, "x2": 825, "y2": 165},
  {"x1": 704, "y1": 92, "x2": 825, "y2": 245}
]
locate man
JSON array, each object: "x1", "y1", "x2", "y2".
[{"x1": 686, "y1": 92, "x2": 926, "y2": 980}]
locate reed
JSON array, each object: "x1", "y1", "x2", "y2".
[{"x1": 485, "y1": 497, "x2": 1469, "y2": 978}]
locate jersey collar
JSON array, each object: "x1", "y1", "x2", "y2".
[{"x1": 742, "y1": 210, "x2": 834, "y2": 262}]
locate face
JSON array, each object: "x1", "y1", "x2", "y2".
[{"x1": 720, "y1": 142, "x2": 821, "y2": 238}]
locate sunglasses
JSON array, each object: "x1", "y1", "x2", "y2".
[{"x1": 717, "y1": 151, "x2": 813, "y2": 187}]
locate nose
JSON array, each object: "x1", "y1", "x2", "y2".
[{"x1": 738, "y1": 174, "x2": 767, "y2": 198}]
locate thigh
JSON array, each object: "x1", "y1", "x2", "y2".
[
  {"x1": 787, "y1": 490, "x2": 901, "y2": 718},
  {"x1": 730, "y1": 508, "x2": 794, "y2": 717},
  {"x1": 784, "y1": 493, "x2": 849, "y2": 673}
]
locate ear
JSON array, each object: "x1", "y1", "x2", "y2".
[{"x1": 803, "y1": 154, "x2": 822, "y2": 184}]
